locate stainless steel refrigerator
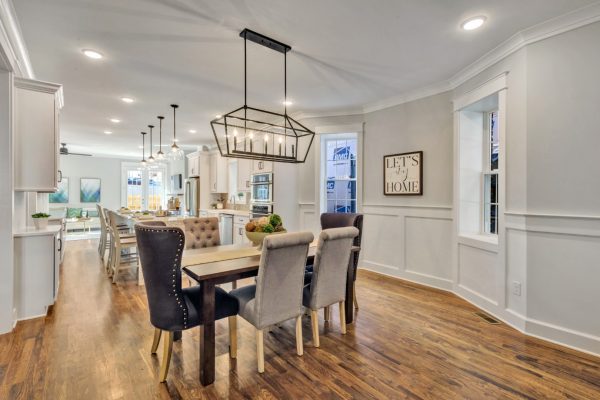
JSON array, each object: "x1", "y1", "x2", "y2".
[{"x1": 184, "y1": 177, "x2": 200, "y2": 216}]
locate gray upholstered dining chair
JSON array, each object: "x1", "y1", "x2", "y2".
[
  {"x1": 303, "y1": 227, "x2": 359, "y2": 347},
  {"x1": 182, "y1": 217, "x2": 221, "y2": 249},
  {"x1": 305, "y1": 213, "x2": 363, "y2": 314},
  {"x1": 230, "y1": 231, "x2": 314, "y2": 373},
  {"x1": 135, "y1": 224, "x2": 239, "y2": 382}
]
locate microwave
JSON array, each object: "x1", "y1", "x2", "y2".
[{"x1": 250, "y1": 172, "x2": 273, "y2": 204}]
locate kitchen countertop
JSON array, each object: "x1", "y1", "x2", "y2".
[
  {"x1": 203, "y1": 209, "x2": 251, "y2": 217},
  {"x1": 14, "y1": 225, "x2": 62, "y2": 237}
]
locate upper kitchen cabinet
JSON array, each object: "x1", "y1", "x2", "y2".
[
  {"x1": 14, "y1": 78, "x2": 63, "y2": 192},
  {"x1": 209, "y1": 152, "x2": 228, "y2": 193},
  {"x1": 237, "y1": 158, "x2": 251, "y2": 191},
  {"x1": 251, "y1": 159, "x2": 273, "y2": 174},
  {"x1": 187, "y1": 151, "x2": 200, "y2": 177}
]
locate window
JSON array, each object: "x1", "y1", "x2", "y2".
[
  {"x1": 483, "y1": 111, "x2": 499, "y2": 234},
  {"x1": 324, "y1": 137, "x2": 357, "y2": 213},
  {"x1": 122, "y1": 164, "x2": 167, "y2": 211}
]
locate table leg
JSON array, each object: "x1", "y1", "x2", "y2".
[
  {"x1": 199, "y1": 281, "x2": 216, "y2": 385},
  {"x1": 345, "y1": 257, "x2": 355, "y2": 324}
]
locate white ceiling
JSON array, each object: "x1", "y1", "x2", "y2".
[{"x1": 13, "y1": 0, "x2": 596, "y2": 158}]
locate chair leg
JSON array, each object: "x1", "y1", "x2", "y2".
[
  {"x1": 339, "y1": 301, "x2": 346, "y2": 334},
  {"x1": 324, "y1": 306, "x2": 331, "y2": 322},
  {"x1": 310, "y1": 310, "x2": 320, "y2": 348},
  {"x1": 112, "y1": 249, "x2": 121, "y2": 283},
  {"x1": 158, "y1": 331, "x2": 173, "y2": 383},
  {"x1": 256, "y1": 329, "x2": 264, "y2": 373},
  {"x1": 151, "y1": 328, "x2": 162, "y2": 354},
  {"x1": 295, "y1": 315, "x2": 303, "y2": 356},
  {"x1": 231, "y1": 280, "x2": 238, "y2": 290},
  {"x1": 353, "y1": 281, "x2": 359, "y2": 309},
  {"x1": 228, "y1": 316, "x2": 237, "y2": 359}
]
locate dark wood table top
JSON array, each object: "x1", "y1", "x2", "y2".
[{"x1": 183, "y1": 244, "x2": 359, "y2": 283}]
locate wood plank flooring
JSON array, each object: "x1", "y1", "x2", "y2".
[{"x1": 1, "y1": 239, "x2": 599, "y2": 399}]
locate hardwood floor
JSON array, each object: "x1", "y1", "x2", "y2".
[{"x1": 1, "y1": 240, "x2": 599, "y2": 399}]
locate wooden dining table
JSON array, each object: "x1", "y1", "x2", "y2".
[{"x1": 182, "y1": 242, "x2": 360, "y2": 386}]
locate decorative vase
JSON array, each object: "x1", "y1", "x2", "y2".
[
  {"x1": 245, "y1": 230, "x2": 287, "y2": 250},
  {"x1": 33, "y1": 218, "x2": 48, "y2": 230}
]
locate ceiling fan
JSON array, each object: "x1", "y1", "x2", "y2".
[{"x1": 59, "y1": 143, "x2": 92, "y2": 157}]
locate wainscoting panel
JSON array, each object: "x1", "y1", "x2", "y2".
[
  {"x1": 457, "y1": 243, "x2": 498, "y2": 306},
  {"x1": 405, "y1": 216, "x2": 453, "y2": 280},
  {"x1": 505, "y1": 229, "x2": 527, "y2": 315}
]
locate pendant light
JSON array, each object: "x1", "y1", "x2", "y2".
[
  {"x1": 169, "y1": 104, "x2": 184, "y2": 161},
  {"x1": 210, "y1": 28, "x2": 315, "y2": 163},
  {"x1": 140, "y1": 131, "x2": 147, "y2": 168},
  {"x1": 147, "y1": 124, "x2": 155, "y2": 163},
  {"x1": 156, "y1": 116, "x2": 165, "y2": 160}
]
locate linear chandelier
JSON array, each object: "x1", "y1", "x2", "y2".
[{"x1": 211, "y1": 29, "x2": 315, "y2": 163}]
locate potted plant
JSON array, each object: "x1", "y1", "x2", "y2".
[
  {"x1": 245, "y1": 214, "x2": 286, "y2": 249},
  {"x1": 32, "y1": 213, "x2": 51, "y2": 230}
]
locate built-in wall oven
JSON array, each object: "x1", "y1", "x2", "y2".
[
  {"x1": 250, "y1": 172, "x2": 273, "y2": 219},
  {"x1": 250, "y1": 172, "x2": 273, "y2": 203},
  {"x1": 250, "y1": 203, "x2": 273, "y2": 219}
]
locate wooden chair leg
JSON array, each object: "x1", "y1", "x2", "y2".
[
  {"x1": 324, "y1": 306, "x2": 331, "y2": 322},
  {"x1": 353, "y1": 281, "x2": 359, "y2": 309},
  {"x1": 158, "y1": 331, "x2": 173, "y2": 383},
  {"x1": 151, "y1": 328, "x2": 162, "y2": 354},
  {"x1": 295, "y1": 315, "x2": 303, "y2": 356},
  {"x1": 231, "y1": 280, "x2": 238, "y2": 290},
  {"x1": 112, "y1": 249, "x2": 121, "y2": 283},
  {"x1": 339, "y1": 301, "x2": 346, "y2": 334},
  {"x1": 256, "y1": 329, "x2": 264, "y2": 373},
  {"x1": 310, "y1": 310, "x2": 320, "y2": 348},
  {"x1": 228, "y1": 316, "x2": 237, "y2": 359}
]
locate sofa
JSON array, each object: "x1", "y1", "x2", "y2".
[{"x1": 49, "y1": 206, "x2": 101, "y2": 233}]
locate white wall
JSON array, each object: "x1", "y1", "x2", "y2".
[
  {"x1": 55, "y1": 155, "x2": 130, "y2": 211},
  {"x1": 0, "y1": 70, "x2": 14, "y2": 333},
  {"x1": 295, "y1": 22, "x2": 600, "y2": 356}
]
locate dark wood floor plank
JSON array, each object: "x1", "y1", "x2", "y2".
[{"x1": 0, "y1": 239, "x2": 599, "y2": 399}]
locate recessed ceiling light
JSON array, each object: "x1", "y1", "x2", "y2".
[
  {"x1": 461, "y1": 16, "x2": 486, "y2": 31},
  {"x1": 189, "y1": 129, "x2": 197, "y2": 134},
  {"x1": 82, "y1": 49, "x2": 103, "y2": 59},
  {"x1": 283, "y1": 100, "x2": 293, "y2": 106},
  {"x1": 110, "y1": 118, "x2": 121, "y2": 123},
  {"x1": 104, "y1": 130, "x2": 112, "y2": 135},
  {"x1": 215, "y1": 114, "x2": 222, "y2": 119},
  {"x1": 173, "y1": 138, "x2": 180, "y2": 142},
  {"x1": 121, "y1": 97, "x2": 134, "y2": 103}
]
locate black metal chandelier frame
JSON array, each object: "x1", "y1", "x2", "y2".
[{"x1": 211, "y1": 29, "x2": 315, "y2": 163}]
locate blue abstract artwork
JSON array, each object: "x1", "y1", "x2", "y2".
[
  {"x1": 49, "y1": 177, "x2": 69, "y2": 203},
  {"x1": 80, "y1": 178, "x2": 101, "y2": 202}
]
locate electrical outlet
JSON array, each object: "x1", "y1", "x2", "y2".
[{"x1": 512, "y1": 281, "x2": 522, "y2": 296}]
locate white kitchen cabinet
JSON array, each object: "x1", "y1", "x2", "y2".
[
  {"x1": 233, "y1": 215, "x2": 250, "y2": 245},
  {"x1": 209, "y1": 152, "x2": 228, "y2": 193},
  {"x1": 14, "y1": 77, "x2": 63, "y2": 192},
  {"x1": 14, "y1": 227, "x2": 62, "y2": 320},
  {"x1": 237, "y1": 159, "x2": 252, "y2": 191},
  {"x1": 252, "y1": 159, "x2": 273, "y2": 174},
  {"x1": 187, "y1": 152, "x2": 201, "y2": 177}
]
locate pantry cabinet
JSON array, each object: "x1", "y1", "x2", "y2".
[
  {"x1": 14, "y1": 77, "x2": 63, "y2": 192},
  {"x1": 237, "y1": 158, "x2": 252, "y2": 191}
]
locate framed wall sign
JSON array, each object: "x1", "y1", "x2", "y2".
[{"x1": 383, "y1": 151, "x2": 423, "y2": 195}]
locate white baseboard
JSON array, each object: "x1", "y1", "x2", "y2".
[{"x1": 362, "y1": 267, "x2": 600, "y2": 357}]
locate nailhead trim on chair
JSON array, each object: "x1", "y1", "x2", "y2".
[{"x1": 138, "y1": 226, "x2": 189, "y2": 329}]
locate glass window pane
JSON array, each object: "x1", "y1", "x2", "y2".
[
  {"x1": 324, "y1": 137, "x2": 358, "y2": 214},
  {"x1": 326, "y1": 140, "x2": 336, "y2": 161},
  {"x1": 326, "y1": 160, "x2": 336, "y2": 180},
  {"x1": 327, "y1": 200, "x2": 336, "y2": 213},
  {"x1": 490, "y1": 111, "x2": 499, "y2": 170}
]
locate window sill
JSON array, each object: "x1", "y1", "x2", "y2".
[{"x1": 458, "y1": 234, "x2": 499, "y2": 253}]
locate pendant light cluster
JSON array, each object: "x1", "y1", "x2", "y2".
[
  {"x1": 138, "y1": 104, "x2": 184, "y2": 168},
  {"x1": 210, "y1": 29, "x2": 315, "y2": 163}
]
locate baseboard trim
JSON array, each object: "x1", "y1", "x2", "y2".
[
  {"x1": 361, "y1": 268, "x2": 600, "y2": 358},
  {"x1": 360, "y1": 263, "x2": 454, "y2": 291}
]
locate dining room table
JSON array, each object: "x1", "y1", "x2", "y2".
[{"x1": 181, "y1": 241, "x2": 360, "y2": 386}]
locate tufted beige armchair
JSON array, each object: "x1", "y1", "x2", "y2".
[{"x1": 182, "y1": 217, "x2": 221, "y2": 249}]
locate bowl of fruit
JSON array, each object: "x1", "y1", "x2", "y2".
[{"x1": 245, "y1": 214, "x2": 286, "y2": 249}]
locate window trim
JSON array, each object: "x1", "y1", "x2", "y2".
[{"x1": 482, "y1": 110, "x2": 499, "y2": 235}]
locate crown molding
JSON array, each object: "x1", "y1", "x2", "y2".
[
  {"x1": 362, "y1": 80, "x2": 452, "y2": 114},
  {"x1": 0, "y1": 0, "x2": 34, "y2": 78},
  {"x1": 341, "y1": 1, "x2": 600, "y2": 117},
  {"x1": 292, "y1": 107, "x2": 363, "y2": 121},
  {"x1": 449, "y1": 1, "x2": 600, "y2": 88}
]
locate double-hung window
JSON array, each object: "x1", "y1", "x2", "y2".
[
  {"x1": 324, "y1": 136, "x2": 358, "y2": 213},
  {"x1": 483, "y1": 111, "x2": 499, "y2": 234}
]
